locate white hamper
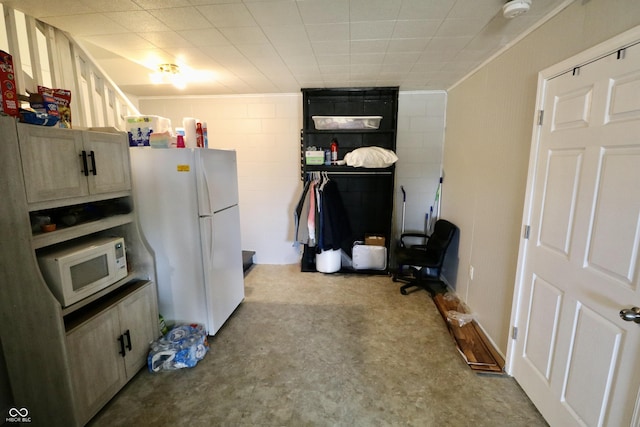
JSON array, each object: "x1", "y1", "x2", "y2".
[
  {"x1": 352, "y1": 243, "x2": 387, "y2": 270},
  {"x1": 316, "y1": 249, "x2": 341, "y2": 273}
]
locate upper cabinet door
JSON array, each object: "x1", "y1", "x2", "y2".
[
  {"x1": 84, "y1": 131, "x2": 131, "y2": 195},
  {"x1": 17, "y1": 124, "x2": 131, "y2": 205},
  {"x1": 18, "y1": 124, "x2": 89, "y2": 203}
]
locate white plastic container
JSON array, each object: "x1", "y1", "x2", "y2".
[
  {"x1": 316, "y1": 249, "x2": 341, "y2": 273},
  {"x1": 312, "y1": 116, "x2": 382, "y2": 130},
  {"x1": 352, "y1": 244, "x2": 387, "y2": 270},
  {"x1": 126, "y1": 115, "x2": 172, "y2": 147}
]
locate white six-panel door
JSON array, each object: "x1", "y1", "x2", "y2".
[{"x1": 511, "y1": 39, "x2": 640, "y2": 426}]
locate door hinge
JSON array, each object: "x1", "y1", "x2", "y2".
[
  {"x1": 512, "y1": 326, "x2": 518, "y2": 340},
  {"x1": 617, "y1": 48, "x2": 626, "y2": 60},
  {"x1": 537, "y1": 110, "x2": 544, "y2": 126},
  {"x1": 524, "y1": 225, "x2": 530, "y2": 240}
]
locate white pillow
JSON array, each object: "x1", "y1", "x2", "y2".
[{"x1": 344, "y1": 147, "x2": 398, "y2": 168}]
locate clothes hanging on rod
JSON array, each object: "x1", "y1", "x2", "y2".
[{"x1": 293, "y1": 172, "x2": 352, "y2": 254}]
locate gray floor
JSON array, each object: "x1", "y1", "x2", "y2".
[{"x1": 89, "y1": 264, "x2": 547, "y2": 427}]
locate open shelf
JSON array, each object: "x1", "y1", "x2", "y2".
[{"x1": 32, "y1": 213, "x2": 135, "y2": 249}]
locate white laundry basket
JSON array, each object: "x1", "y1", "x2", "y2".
[{"x1": 316, "y1": 249, "x2": 341, "y2": 273}]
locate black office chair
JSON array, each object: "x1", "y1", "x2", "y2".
[{"x1": 392, "y1": 219, "x2": 457, "y2": 296}]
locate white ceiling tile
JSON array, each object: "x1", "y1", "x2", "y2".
[
  {"x1": 81, "y1": 0, "x2": 142, "y2": 13},
  {"x1": 316, "y1": 54, "x2": 349, "y2": 66},
  {"x1": 383, "y1": 52, "x2": 419, "y2": 66},
  {"x1": 423, "y1": 36, "x2": 473, "y2": 54},
  {"x1": 273, "y1": 42, "x2": 314, "y2": 57},
  {"x1": 197, "y1": 4, "x2": 257, "y2": 28},
  {"x1": 178, "y1": 28, "x2": 231, "y2": 47},
  {"x1": 350, "y1": 21, "x2": 395, "y2": 41},
  {"x1": 397, "y1": 0, "x2": 455, "y2": 20},
  {"x1": 262, "y1": 25, "x2": 311, "y2": 45},
  {"x1": 312, "y1": 40, "x2": 349, "y2": 56},
  {"x1": 387, "y1": 38, "x2": 429, "y2": 53},
  {"x1": 43, "y1": 14, "x2": 128, "y2": 36},
  {"x1": 83, "y1": 33, "x2": 157, "y2": 51},
  {"x1": 350, "y1": 53, "x2": 385, "y2": 65},
  {"x1": 148, "y1": 7, "x2": 212, "y2": 30},
  {"x1": 319, "y1": 64, "x2": 350, "y2": 74},
  {"x1": 138, "y1": 32, "x2": 193, "y2": 48},
  {"x1": 349, "y1": 0, "x2": 402, "y2": 21},
  {"x1": 446, "y1": 0, "x2": 502, "y2": 21},
  {"x1": 200, "y1": 45, "x2": 249, "y2": 65},
  {"x1": 236, "y1": 43, "x2": 280, "y2": 60},
  {"x1": 350, "y1": 64, "x2": 381, "y2": 75},
  {"x1": 131, "y1": 0, "x2": 191, "y2": 9},
  {"x1": 245, "y1": 1, "x2": 303, "y2": 27},
  {"x1": 350, "y1": 40, "x2": 389, "y2": 54},
  {"x1": 220, "y1": 26, "x2": 269, "y2": 44},
  {"x1": 392, "y1": 20, "x2": 441, "y2": 39},
  {"x1": 436, "y1": 18, "x2": 491, "y2": 38},
  {"x1": 104, "y1": 11, "x2": 172, "y2": 33},
  {"x1": 305, "y1": 23, "x2": 350, "y2": 42},
  {"x1": 297, "y1": 0, "x2": 349, "y2": 25},
  {"x1": 6, "y1": 0, "x2": 94, "y2": 18},
  {"x1": 189, "y1": 0, "x2": 242, "y2": 4}
]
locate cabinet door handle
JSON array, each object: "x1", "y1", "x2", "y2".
[
  {"x1": 88, "y1": 150, "x2": 97, "y2": 175},
  {"x1": 117, "y1": 334, "x2": 126, "y2": 357},
  {"x1": 79, "y1": 151, "x2": 89, "y2": 176},
  {"x1": 124, "y1": 329, "x2": 132, "y2": 351}
]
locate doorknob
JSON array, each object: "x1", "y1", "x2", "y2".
[{"x1": 619, "y1": 307, "x2": 640, "y2": 323}]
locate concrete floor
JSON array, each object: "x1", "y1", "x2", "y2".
[{"x1": 89, "y1": 264, "x2": 547, "y2": 426}]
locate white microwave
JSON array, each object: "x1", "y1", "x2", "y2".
[{"x1": 38, "y1": 236, "x2": 128, "y2": 307}]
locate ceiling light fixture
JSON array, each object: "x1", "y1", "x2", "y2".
[
  {"x1": 502, "y1": 0, "x2": 531, "y2": 19},
  {"x1": 150, "y1": 63, "x2": 186, "y2": 89}
]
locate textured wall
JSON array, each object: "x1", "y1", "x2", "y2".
[{"x1": 443, "y1": 0, "x2": 640, "y2": 354}]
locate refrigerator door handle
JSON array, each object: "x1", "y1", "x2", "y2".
[{"x1": 199, "y1": 155, "x2": 213, "y2": 216}]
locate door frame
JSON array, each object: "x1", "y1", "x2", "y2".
[{"x1": 506, "y1": 24, "x2": 640, "y2": 378}]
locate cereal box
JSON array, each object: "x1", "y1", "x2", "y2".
[
  {"x1": 29, "y1": 93, "x2": 59, "y2": 118},
  {"x1": 38, "y1": 85, "x2": 71, "y2": 128},
  {"x1": 0, "y1": 50, "x2": 19, "y2": 117}
]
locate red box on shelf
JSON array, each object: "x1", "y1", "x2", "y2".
[{"x1": 0, "y1": 50, "x2": 19, "y2": 117}]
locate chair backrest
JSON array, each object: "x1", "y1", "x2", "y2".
[{"x1": 425, "y1": 219, "x2": 457, "y2": 267}]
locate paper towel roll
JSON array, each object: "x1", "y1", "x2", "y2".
[{"x1": 182, "y1": 117, "x2": 197, "y2": 148}]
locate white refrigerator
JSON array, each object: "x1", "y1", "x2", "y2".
[{"x1": 129, "y1": 147, "x2": 245, "y2": 336}]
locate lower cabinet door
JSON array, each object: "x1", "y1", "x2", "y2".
[
  {"x1": 119, "y1": 282, "x2": 156, "y2": 378},
  {"x1": 66, "y1": 307, "x2": 125, "y2": 425}
]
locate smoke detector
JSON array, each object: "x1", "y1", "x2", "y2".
[{"x1": 503, "y1": 0, "x2": 531, "y2": 19}]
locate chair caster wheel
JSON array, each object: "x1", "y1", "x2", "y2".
[{"x1": 400, "y1": 288, "x2": 408, "y2": 295}]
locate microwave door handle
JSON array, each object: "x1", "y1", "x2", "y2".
[
  {"x1": 118, "y1": 334, "x2": 126, "y2": 357},
  {"x1": 124, "y1": 329, "x2": 132, "y2": 351}
]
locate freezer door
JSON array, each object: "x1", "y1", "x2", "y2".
[
  {"x1": 196, "y1": 149, "x2": 239, "y2": 214},
  {"x1": 199, "y1": 205, "x2": 245, "y2": 335}
]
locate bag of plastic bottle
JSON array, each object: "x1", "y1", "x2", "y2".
[{"x1": 148, "y1": 324, "x2": 209, "y2": 372}]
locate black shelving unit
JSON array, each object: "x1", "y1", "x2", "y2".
[{"x1": 300, "y1": 87, "x2": 399, "y2": 273}]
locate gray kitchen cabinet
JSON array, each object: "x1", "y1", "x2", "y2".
[
  {"x1": 0, "y1": 116, "x2": 158, "y2": 427},
  {"x1": 17, "y1": 123, "x2": 131, "y2": 208},
  {"x1": 66, "y1": 281, "x2": 156, "y2": 425}
]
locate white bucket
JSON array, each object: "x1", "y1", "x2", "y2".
[{"x1": 316, "y1": 249, "x2": 341, "y2": 273}]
